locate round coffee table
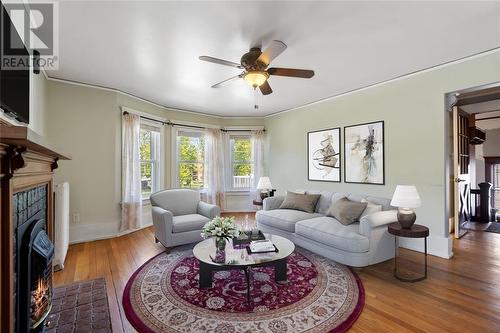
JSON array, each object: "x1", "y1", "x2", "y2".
[{"x1": 193, "y1": 234, "x2": 295, "y2": 303}]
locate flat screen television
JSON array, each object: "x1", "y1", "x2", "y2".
[{"x1": 0, "y1": 4, "x2": 30, "y2": 124}]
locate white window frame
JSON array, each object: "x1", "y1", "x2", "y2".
[
  {"x1": 172, "y1": 126, "x2": 207, "y2": 190},
  {"x1": 139, "y1": 119, "x2": 164, "y2": 202},
  {"x1": 227, "y1": 133, "x2": 253, "y2": 192}
]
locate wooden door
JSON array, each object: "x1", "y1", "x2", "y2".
[{"x1": 452, "y1": 106, "x2": 470, "y2": 238}]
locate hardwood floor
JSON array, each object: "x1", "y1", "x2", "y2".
[{"x1": 54, "y1": 215, "x2": 500, "y2": 333}]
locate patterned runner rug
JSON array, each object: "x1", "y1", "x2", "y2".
[
  {"x1": 46, "y1": 278, "x2": 112, "y2": 333},
  {"x1": 123, "y1": 248, "x2": 364, "y2": 333}
]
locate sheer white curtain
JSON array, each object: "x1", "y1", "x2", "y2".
[
  {"x1": 251, "y1": 130, "x2": 266, "y2": 198},
  {"x1": 121, "y1": 113, "x2": 142, "y2": 231},
  {"x1": 203, "y1": 128, "x2": 227, "y2": 209}
]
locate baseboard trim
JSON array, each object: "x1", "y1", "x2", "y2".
[
  {"x1": 398, "y1": 234, "x2": 453, "y2": 259},
  {"x1": 69, "y1": 222, "x2": 153, "y2": 245}
]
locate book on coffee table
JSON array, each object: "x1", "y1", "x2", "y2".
[{"x1": 247, "y1": 240, "x2": 278, "y2": 254}]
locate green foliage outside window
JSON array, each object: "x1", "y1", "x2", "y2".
[
  {"x1": 178, "y1": 135, "x2": 205, "y2": 189},
  {"x1": 139, "y1": 129, "x2": 154, "y2": 198},
  {"x1": 233, "y1": 138, "x2": 251, "y2": 176}
]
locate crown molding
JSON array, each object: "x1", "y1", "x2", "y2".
[
  {"x1": 44, "y1": 76, "x2": 265, "y2": 120},
  {"x1": 44, "y1": 47, "x2": 500, "y2": 120},
  {"x1": 264, "y1": 47, "x2": 500, "y2": 118}
]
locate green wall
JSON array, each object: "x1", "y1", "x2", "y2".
[
  {"x1": 264, "y1": 50, "x2": 500, "y2": 258},
  {"x1": 45, "y1": 80, "x2": 264, "y2": 243}
]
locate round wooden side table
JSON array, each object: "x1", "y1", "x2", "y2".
[
  {"x1": 252, "y1": 199, "x2": 263, "y2": 210},
  {"x1": 388, "y1": 222, "x2": 429, "y2": 282}
]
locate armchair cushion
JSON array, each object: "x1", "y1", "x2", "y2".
[
  {"x1": 150, "y1": 189, "x2": 199, "y2": 216},
  {"x1": 172, "y1": 214, "x2": 210, "y2": 233},
  {"x1": 197, "y1": 201, "x2": 220, "y2": 219}
]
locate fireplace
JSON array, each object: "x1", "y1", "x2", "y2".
[
  {"x1": 14, "y1": 185, "x2": 54, "y2": 333},
  {"x1": 1, "y1": 125, "x2": 69, "y2": 331}
]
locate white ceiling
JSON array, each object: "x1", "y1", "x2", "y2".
[{"x1": 47, "y1": 1, "x2": 500, "y2": 117}]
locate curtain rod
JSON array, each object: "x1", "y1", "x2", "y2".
[{"x1": 122, "y1": 111, "x2": 265, "y2": 132}]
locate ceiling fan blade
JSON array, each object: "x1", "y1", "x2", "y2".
[
  {"x1": 199, "y1": 56, "x2": 243, "y2": 69},
  {"x1": 257, "y1": 40, "x2": 287, "y2": 66},
  {"x1": 259, "y1": 81, "x2": 273, "y2": 95},
  {"x1": 268, "y1": 67, "x2": 314, "y2": 78},
  {"x1": 211, "y1": 73, "x2": 244, "y2": 88}
]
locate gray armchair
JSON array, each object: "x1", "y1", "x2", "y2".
[{"x1": 150, "y1": 189, "x2": 220, "y2": 248}]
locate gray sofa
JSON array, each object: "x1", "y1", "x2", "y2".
[
  {"x1": 151, "y1": 189, "x2": 220, "y2": 248},
  {"x1": 256, "y1": 191, "x2": 397, "y2": 267}
]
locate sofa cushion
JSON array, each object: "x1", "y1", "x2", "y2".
[
  {"x1": 327, "y1": 197, "x2": 368, "y2": 225},
  {"x1": 306, "y1": 191, "x2": 333, "y2": 214},
  {"x1": 360, "y1": 199, "x2": 383, "y2": 218},
  {"x1": 256, "y1": 209, "x2": 322, "y2": 232},
  {"x1": 332, "y1": 192, "x2": 349, "y2": 204},
  {"x1": 172, "y1": 214, "x2": 210, "y2": 233},
  {"x1": 279, "y1": 191, "x2": 321, "y2": 213},
  {"x1": 365, "y1": 196, "x2": 393, "y2": 211},
  {"x1": 296, "y1": 217, "x2": 370, "y2": 253}
]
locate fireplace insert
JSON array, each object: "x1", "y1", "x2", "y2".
[{"x1": 14, "y1": 185, "x2": 54, "y2": 333}]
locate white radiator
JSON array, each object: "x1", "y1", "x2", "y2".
[{"x1": 53, "y1": 182, "x2": 69, "y2": 271}]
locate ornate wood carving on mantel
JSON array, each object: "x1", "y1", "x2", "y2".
[{"x1": 0, "y1": 125, "x2": 70, "y2": 333}]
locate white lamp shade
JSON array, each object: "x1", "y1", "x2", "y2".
[
  {"x1": 390, "y1": 185, "x2": 421, "y2": 208},
  {"x1": 257, "y1": 177, "x2": 273, "y2": 190}
]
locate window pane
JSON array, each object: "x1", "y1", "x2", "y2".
[
  {"x1": 140, "y1": 130, "x2": 151, "y2": 161},
  {"x1": 233, "y1": 163, "x2": 252, "y2": 188},
  {"x1": 141, "y1": 162, "x2": 153, "y2": 198},
  {"x1": 179, "y1": 162, "x2": 204, "y2": 189},
  {"x1": 178, "y1": 135, "x2": 204, "y2": 162},
  {"x1": 232, "y1": 138, "x2": 251, "y2": 162}
]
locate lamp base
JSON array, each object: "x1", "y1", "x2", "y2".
[
  {"x1": 397, "y1": 211, "x2": 416, "y2": 229},
  {"x1": 260, "y1": 191, "x2": 269, "y2": 200}
]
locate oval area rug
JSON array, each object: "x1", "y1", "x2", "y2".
[{"x1": 123, "y1": 248, "x2": 364, "y2": 333}]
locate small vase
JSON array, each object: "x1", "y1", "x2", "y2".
[{"x1": 213, "y1": 237, "x2": 226, "y2": 263}]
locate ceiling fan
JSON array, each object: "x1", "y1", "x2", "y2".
[{"x1": 199, "y1": 40, "x2": 315, "y2": 96}]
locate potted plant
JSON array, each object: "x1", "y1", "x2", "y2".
[{"x1": 201, "y1": 216, "x2": 240, "y2": 262}]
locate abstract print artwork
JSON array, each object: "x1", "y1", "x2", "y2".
[
  {"x1": 344, "y1": 121, "x2": 385, "y2": 184},
  {"x1": 308, "y1": 128, "x2": 341, "y2": 182}
]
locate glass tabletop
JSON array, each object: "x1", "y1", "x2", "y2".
[{"x1": 192, "y1": 234, "x2": 295, "y2": 267}]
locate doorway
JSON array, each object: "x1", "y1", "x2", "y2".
[{"x1": 446, "y1": 83, "x2": 500, "y2": 237}]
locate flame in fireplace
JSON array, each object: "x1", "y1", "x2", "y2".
[{"x1": 31, "y1": 275, "x2": 52, "y2": 328}]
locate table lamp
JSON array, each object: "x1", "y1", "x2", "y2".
[
  {"x1": 257, "y1": 177, "x2": 273, "y2": 200},
  {"x1": 390, "y1": 185, "x2": 421, "y2": 229}
]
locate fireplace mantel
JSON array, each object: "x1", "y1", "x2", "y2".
[{"x1": 1, "y1": 125, "x2": 70, "y2": 333}]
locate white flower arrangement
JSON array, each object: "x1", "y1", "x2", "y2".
[{"x1": 201, "y1": 216, "x2": 240, "y2": 240}]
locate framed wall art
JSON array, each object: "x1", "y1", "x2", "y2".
[
  {"x1": 344, "y1": 121, "x2": 385, "y2": 185},
  {"x1": 308, "y1": 127, "x2": 341, "y2": 182}
]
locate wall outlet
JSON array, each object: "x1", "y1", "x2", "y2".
[{"x1": 72, "y1": 213, "x2": 80, "y2": 224}]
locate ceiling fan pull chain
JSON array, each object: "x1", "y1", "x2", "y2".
[{"x1": 254, "y1": 87, "x2": 259, "y2": 109}]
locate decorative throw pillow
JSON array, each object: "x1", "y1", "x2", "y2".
[
  {"x1": 327, "y1": 197, "x2": 368, "y2": 225},
  {"x1": 279, "y1": 191, "x2": 321, "y2": 213},
  {"x1": 360, "y1": 199, "x2": 383, "y2": 218}
]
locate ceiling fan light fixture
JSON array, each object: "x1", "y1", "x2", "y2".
[{"x1": 243, "y1": 70, "x2": 269, "y2": 88}]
